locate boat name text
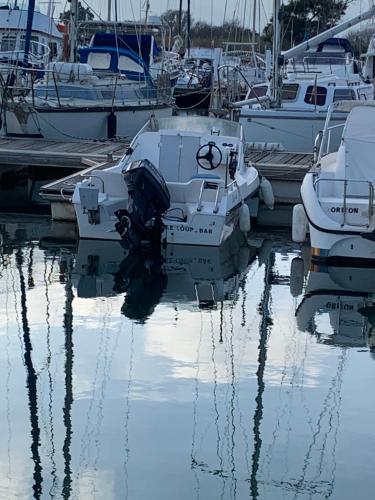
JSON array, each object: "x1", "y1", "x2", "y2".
[
  {"x1": 330, "y1": 207, "x2": 359, "y2": 214},
  {"x1": 167, "y1": 225, "x2": 213, "y2": 234}
]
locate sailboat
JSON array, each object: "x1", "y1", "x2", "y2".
[{"x1": 1, "y1": 0, "x2": 173, "y2": 141}]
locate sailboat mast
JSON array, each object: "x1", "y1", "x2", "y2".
[
  {"x1": 252, "y1": 0, "x2": 257, "y2": 46},
  {"x1": 187, "y1": 0, "x2": 191, "y2": 57},
  {"x1": 23, "y1": 0, "x2": 36, "y2": 69},
  {"x1": 69, "y1": 0, "x2": 78, "y2": 62},
  {"x1": 178, "y1": 0, "x2": 183, "y2": 35},
  {"x1": 271, "y1": 0, "x2": 281, "y2": 105},
  {"x1": 107, "y1": 0, "x2": 112, "y2": 22}
]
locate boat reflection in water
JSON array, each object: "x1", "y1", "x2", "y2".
[
  {"x1": 295, "y1": 260, "x2": 375, "y2": 352},
  {"x1": 2, "y1": 215, "x2": 375, "y2": 500},
  {"x1": 72, "y1": 229, "x2": 258, "y2": 319}
]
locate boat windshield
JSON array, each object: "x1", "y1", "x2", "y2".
[{"x1": 296, "y1": 51, "x2": 349, "y2": 66}]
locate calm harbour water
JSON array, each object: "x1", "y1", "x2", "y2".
[{"x1": 1, "y1": 214, "x2": 375, "y2": 500}]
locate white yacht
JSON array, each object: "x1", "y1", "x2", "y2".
[
  {"x1": 73, "y1": 116, "x2": 273, "y2": 247},
  {"x1": 293, "y1": 103, "x2": 375, "y2": 262},
  {"x1": 0, "y1": 5, "x2": 62, "y2": 65},
  {"x1": 0, "y1": 5, "x2": 63, "y2": 88},
  {"x1": 237, "y1": 38, "x2": 373, "y2": 152},
  {"x1": 230, "y1": 4, "x2": 375, "y2": 153}
]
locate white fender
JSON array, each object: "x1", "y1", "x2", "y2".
[
  {"x1": 239, "y1": 203, "x2": 251, "y2": 233},
  {"x1": 260, "y1": 177, "x2": 275, "y2": 210},
  {"x1": 290, "y1": 257, "x2": 304, "y2": 297},
  {"x1": 292, "y1": 204, "x2": 307, "y2": 243}
]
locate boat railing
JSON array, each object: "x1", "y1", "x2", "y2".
[
  {"x1": 0, "y1": 65, "x2": 172, "y2": 107},
  {"x1": 286, "y1": 53, "x2": 354, "y2": 77},
  {"x1": 197, "y1": 178, "x2": 225, "y2": 213},
  {"x1": 314, "y1": 177, "x2": 374, "y2": 227},
  {"x1": 0, "y1": 40, "x2": 52, "y2": 67},
  {"x1": 315, "y1": 122, "x2": 345, "y2": 162}
]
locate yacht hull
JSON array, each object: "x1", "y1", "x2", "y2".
[
  {"x1": 240, "y1": 109, "x2": 349, "y2": 152},
  {"x1": 4, "y1": 104, "x2": 172, "y2": 141}
]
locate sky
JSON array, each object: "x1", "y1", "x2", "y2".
[{"x1": 24, "y1": 0, "x2": 375, "y2": 28}]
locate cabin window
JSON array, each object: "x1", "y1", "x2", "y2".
[
  {"x1": 87, "y1": 52, "x2": 111, "y2": 70},
  {"x1": 248, "y1": 85, "x2": 267, "y2": 99},
  {"x1": 118, "y1": 56, "x2": 145, "y2": 74},
  {"x1": 19, "y1": 35, "x2": 39, "y2": 54},
  {"x1": 333, "y1": 88, "x2": 356, "y2": 102},
  {"x1": 304, "y1": 85, "x2": 327, "y2": 106},
  {"x1": 49, "y1": 42, "x2": 57, "y2": 59},
  {"x1": 281, "y1": 83, "x2": 299, "y2": 101},
  {"x1": 1, "y1": 35, "x2": 16, "y2": 52}
]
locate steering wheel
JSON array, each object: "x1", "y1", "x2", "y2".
[{"x1": 196, "y1": 142, "x2": 222, "y2": 170}]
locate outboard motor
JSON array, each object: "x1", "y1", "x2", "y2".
[{"x1": 115, "y1": 159, "x2": 170, "y2": 248}]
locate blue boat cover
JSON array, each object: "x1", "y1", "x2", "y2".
[
  {"x1": 316, "y1": 37, "x2": 354, "y2": 55},
  {"x1": 89, "y1": 33, "x2": 160, "y2": 66}
]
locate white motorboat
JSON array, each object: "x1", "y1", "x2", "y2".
[
  {"x1": 293, "y1": 103, "x2": 375, "y2": 262},
  {"x1": 73, "y1": 115, "x2": 274, "y2": 247}
]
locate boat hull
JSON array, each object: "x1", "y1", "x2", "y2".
[
  {"x1": 4, "y1": 104, "x2": 172, "y2": 141},
  {"x1": 240, "y1": 109, "x2": 349, "y2": 153},
  {"x1": 302, "y1": 173, "x2": 375, "y2": 262}
]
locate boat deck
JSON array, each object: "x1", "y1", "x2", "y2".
[
  {"x1": 40, "y1": 149, "x2": 313, "y2": 211},
  {"x1": 0, "y1": 137, "x2": 128, "y2": 168}
]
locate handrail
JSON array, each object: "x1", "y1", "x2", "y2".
[
  {"x1": 197, "y1": 179, "x2": 222, "y2": 212},
  {"x1": 315, "y1": 110, "x2": 346, "y2": 162},
  {"x1": 314, "y1": 177, "x2": 374, "y2": 227}
]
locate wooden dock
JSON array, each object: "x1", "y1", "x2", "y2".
[
  {"x1": 247, "y1": 150, "x2": 313, "y2": 204},
  {"x1": 0, "y1": 137, "x2": 128, "y2": 169}
]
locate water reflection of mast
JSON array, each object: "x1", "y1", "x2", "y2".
[
  {"x1": 15, "y1": 247, "x2": 43, "y2": 499},
  {"x1": 61, "y1": 258, "x2": 74, "y2": 500},
  {"x1": 250, "y1": 253, "x2": 275, "y2": 499},
  {"x1": 43, "y1": 256, "x2": 57, "y2": 496}
]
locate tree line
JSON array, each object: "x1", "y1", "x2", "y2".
[{"x1": 161, "y1": 0, "x2": 353, "y2": 51}]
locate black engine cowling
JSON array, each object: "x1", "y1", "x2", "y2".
[{"x1": 115, "y1": 159, "x2": 170, "y2": 248}]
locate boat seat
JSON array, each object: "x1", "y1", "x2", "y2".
[{"x1": 167, "y1": 176, "x2": 225, "y2": 204}]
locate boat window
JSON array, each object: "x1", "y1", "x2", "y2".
[
  {"x1": 248, "y1": 85, "x2": 267, "y2": 99},
  {"x1": 87, "y1": 52, "x2": 111, "y2": 70},
  {"x1": 19, "y1": 35, "x2": 39, "y2": 55},
  {"x1": 281, "y1": 83, "x2": 299, "y2": 101},
  {"x1": 333, "y1": 88, "x2": 356, "y2": 101},
  {"x1": 304, "y1": 85, "x2": 327, "y2": 106},
  {"x1": 49, "y1": 42, "x2": 57, "y2": 59},
  {"x1": 1, "y1": 35, "x2": 16, "y2": 52},
  {"x1": 118, "y1": 56, "x2": 145, "y2": 74}
]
